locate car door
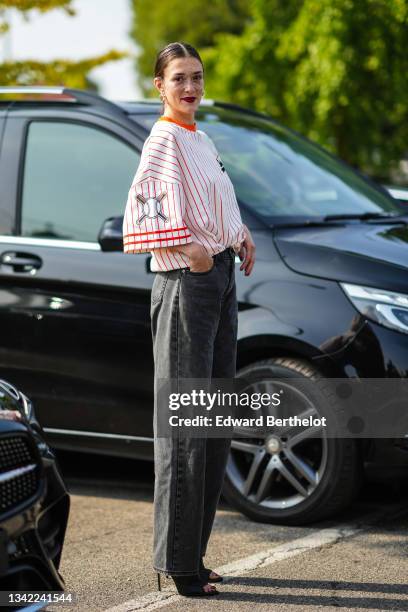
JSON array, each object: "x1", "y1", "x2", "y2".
[
  {"x1": 0, "y1": 109, "x2": 155, "y2": 457},
  {"x1": 0, "y1": 112, "x2": 11, "y2": 235}
]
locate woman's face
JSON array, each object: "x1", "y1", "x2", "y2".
[{"x1": 154, "y1": 56, "x2": 204, "y2": 118}]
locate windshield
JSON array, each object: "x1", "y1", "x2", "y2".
[{"x1": 132, "y1": 108, "x2": 400, "y2": 223}]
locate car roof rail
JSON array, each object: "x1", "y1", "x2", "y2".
[
  {"x1": 212, "y1": 100, "x2": 273, "y2": 121},
  {"x1": 118, "y1": 98, "x2": 215, "y2": 108},
  {"x1": 0, "y1": 86, "x2": 125, "y2": 116}
]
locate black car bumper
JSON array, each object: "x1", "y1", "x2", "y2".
[{"x1": 0, "y1": 419, "x2": 69, "y2": 595}]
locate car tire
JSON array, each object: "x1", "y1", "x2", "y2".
[{"x1": 222, "y1": 357, "x2": 363, "y2": 525}]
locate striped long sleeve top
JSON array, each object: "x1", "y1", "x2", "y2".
[{"x1": 122, "y1": 115, "x2": 246, "y2": 272}]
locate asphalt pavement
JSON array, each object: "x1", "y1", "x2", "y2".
[{"x1": 44, "y1": 452, "x2": 408, "y2": 612}]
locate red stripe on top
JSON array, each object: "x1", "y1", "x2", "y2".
[
  {"x1": 122, "y1": 121, "x2": 245, "y2": 272},
  {"x1": 125, "y1": 235, "x2": 192, "y2": 246},
  {"x1": 124, "y1": 226, "x2": 188, "y2": 238}
]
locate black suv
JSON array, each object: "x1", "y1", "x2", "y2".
[
  {"x1": 1, "y1": 86, "x2": 408, "y2": 526},
  {"x1": 0, "y1": 378, "x2": 69, "y2": 595}
]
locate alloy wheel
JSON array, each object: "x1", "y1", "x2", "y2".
[{"x1": 226, "y1": 380, "x2": 328, "y2": 510}]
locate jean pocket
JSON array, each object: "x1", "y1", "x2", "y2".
[
  {"x1": 151, "y1": 273, "x2": 169, "y2": 305},
  {"x1": 186, "y1": 260, "x2": 216, "y2": 276}
]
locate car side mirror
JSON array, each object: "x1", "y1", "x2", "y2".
[{"x1": 98, "y1": 216, "x2": 123, "y2": 252}]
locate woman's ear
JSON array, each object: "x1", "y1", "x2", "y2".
[{"x1": 153, "y1": 77, "x2": 162, "y2": 95}]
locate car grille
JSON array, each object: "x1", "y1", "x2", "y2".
[{"x1": 0, "y1": 434, "x2": 41, "y2": 517}]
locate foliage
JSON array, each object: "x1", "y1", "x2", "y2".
[
  {"x1": 130, "y1": 0, "x2": 250, "y2": 95},
  {"x1": 0, "y1": 0, "x2": 126, "y2": 91},
  {"x1": 0, "y1": 0, "x2": 74, "y2": 32},
  {"x1": 0, "y1": 50, "x2": 126, "y2": 88},
  {"x1": 131, "y1": 0, "x2": 408, "y2": 180},
  {"x1": 0, "y1": 0, "x2": 73, "y2": 11}
]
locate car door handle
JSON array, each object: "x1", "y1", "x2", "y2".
[{"x1": 0, "y1": 251, "x2": 43, "y2": 272}]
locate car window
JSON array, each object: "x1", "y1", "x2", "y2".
[
  {"x1": 21, "y1": 121, "x2": 139, "y2": 241},
  {"x1": 130, "y1": 114, "x2": 160, "y2": 131},
  {"x1": 133, "y1": 112, "x2": 399, "y2": 222},
  {"x1": 201, "y1": 112, "x2": 399, "y2": 221}
]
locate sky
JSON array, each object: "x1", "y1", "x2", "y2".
[{"x1": 1, "y1": 0, "x2": 144, "y2": 101}]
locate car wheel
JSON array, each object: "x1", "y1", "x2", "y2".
[{"x1": 223, "y1": 357, "x2": 362, "y2": 525}]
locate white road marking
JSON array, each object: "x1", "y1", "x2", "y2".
[{"x1": 103, "y1": 503, "x2": 408, "y2": 612}]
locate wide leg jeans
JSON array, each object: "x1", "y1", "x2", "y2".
[{"x1": 150, "y1": 247, "x2": 238, "y2": 576}]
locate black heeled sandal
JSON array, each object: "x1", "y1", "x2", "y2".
[
  {"x1": 199, "y1": 558, "x2": 223, "y2": 583},
  {"x1": 157, "y1": 573, "x2": 172, "y2": 591},
  {"x1": 156, "y1": 572, "x2": 218, "y2": 596}
]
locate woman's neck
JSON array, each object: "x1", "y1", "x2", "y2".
[{"x1": 162, "y1": 109, "x2": 195, "y2": 126}]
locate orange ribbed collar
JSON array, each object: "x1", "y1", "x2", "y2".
[{"x1": 158, "y1": 115, "x2": 197, "y2": 132}]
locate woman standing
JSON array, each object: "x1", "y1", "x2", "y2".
[{"x1": 123, "y1": 41, "x2": 255, "y2": 597}]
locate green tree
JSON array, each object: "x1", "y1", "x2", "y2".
[
  {"x1": 132, "y1": 0, "x2": 408, "y2": 180},
  {"x1": 0, "y1": 0, "x2": 126, "y2": 89},
  {"x1": 130, "y1": 0, "x2": 250, "y2": 97}
]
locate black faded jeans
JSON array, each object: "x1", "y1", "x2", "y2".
[{"x1": 150, "y1": 247, "x2": 237, "y2": 576}]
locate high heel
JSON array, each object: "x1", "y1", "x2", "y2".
[
  {"x1": 199, "y1": 558, "x2": 223, "y2": 583},
  {"x1": 157, "y1": 572, "x2": 161, "y2": 591},
  {"x1": 171, "y1": 574, "x2": 218, "y2": 597}
]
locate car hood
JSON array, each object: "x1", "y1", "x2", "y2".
[{"x1": 274, "y1": 222, "x2": 408, "y2": 293}]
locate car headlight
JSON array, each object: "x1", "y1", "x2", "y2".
[
  {"x1": 340, "y1": 283, "x2": 408, "y2": 334},
  {"x1": 19, "y1": 391, "x2": 34, "y2": 421}
]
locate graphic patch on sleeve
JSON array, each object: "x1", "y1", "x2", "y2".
[{"x1": 136, "y1": 192, "x2": 168, "y2": 224}]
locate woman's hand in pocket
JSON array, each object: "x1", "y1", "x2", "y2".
[{"x1": 183, "y1": 243, "x2": 214, "y2": 272}]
